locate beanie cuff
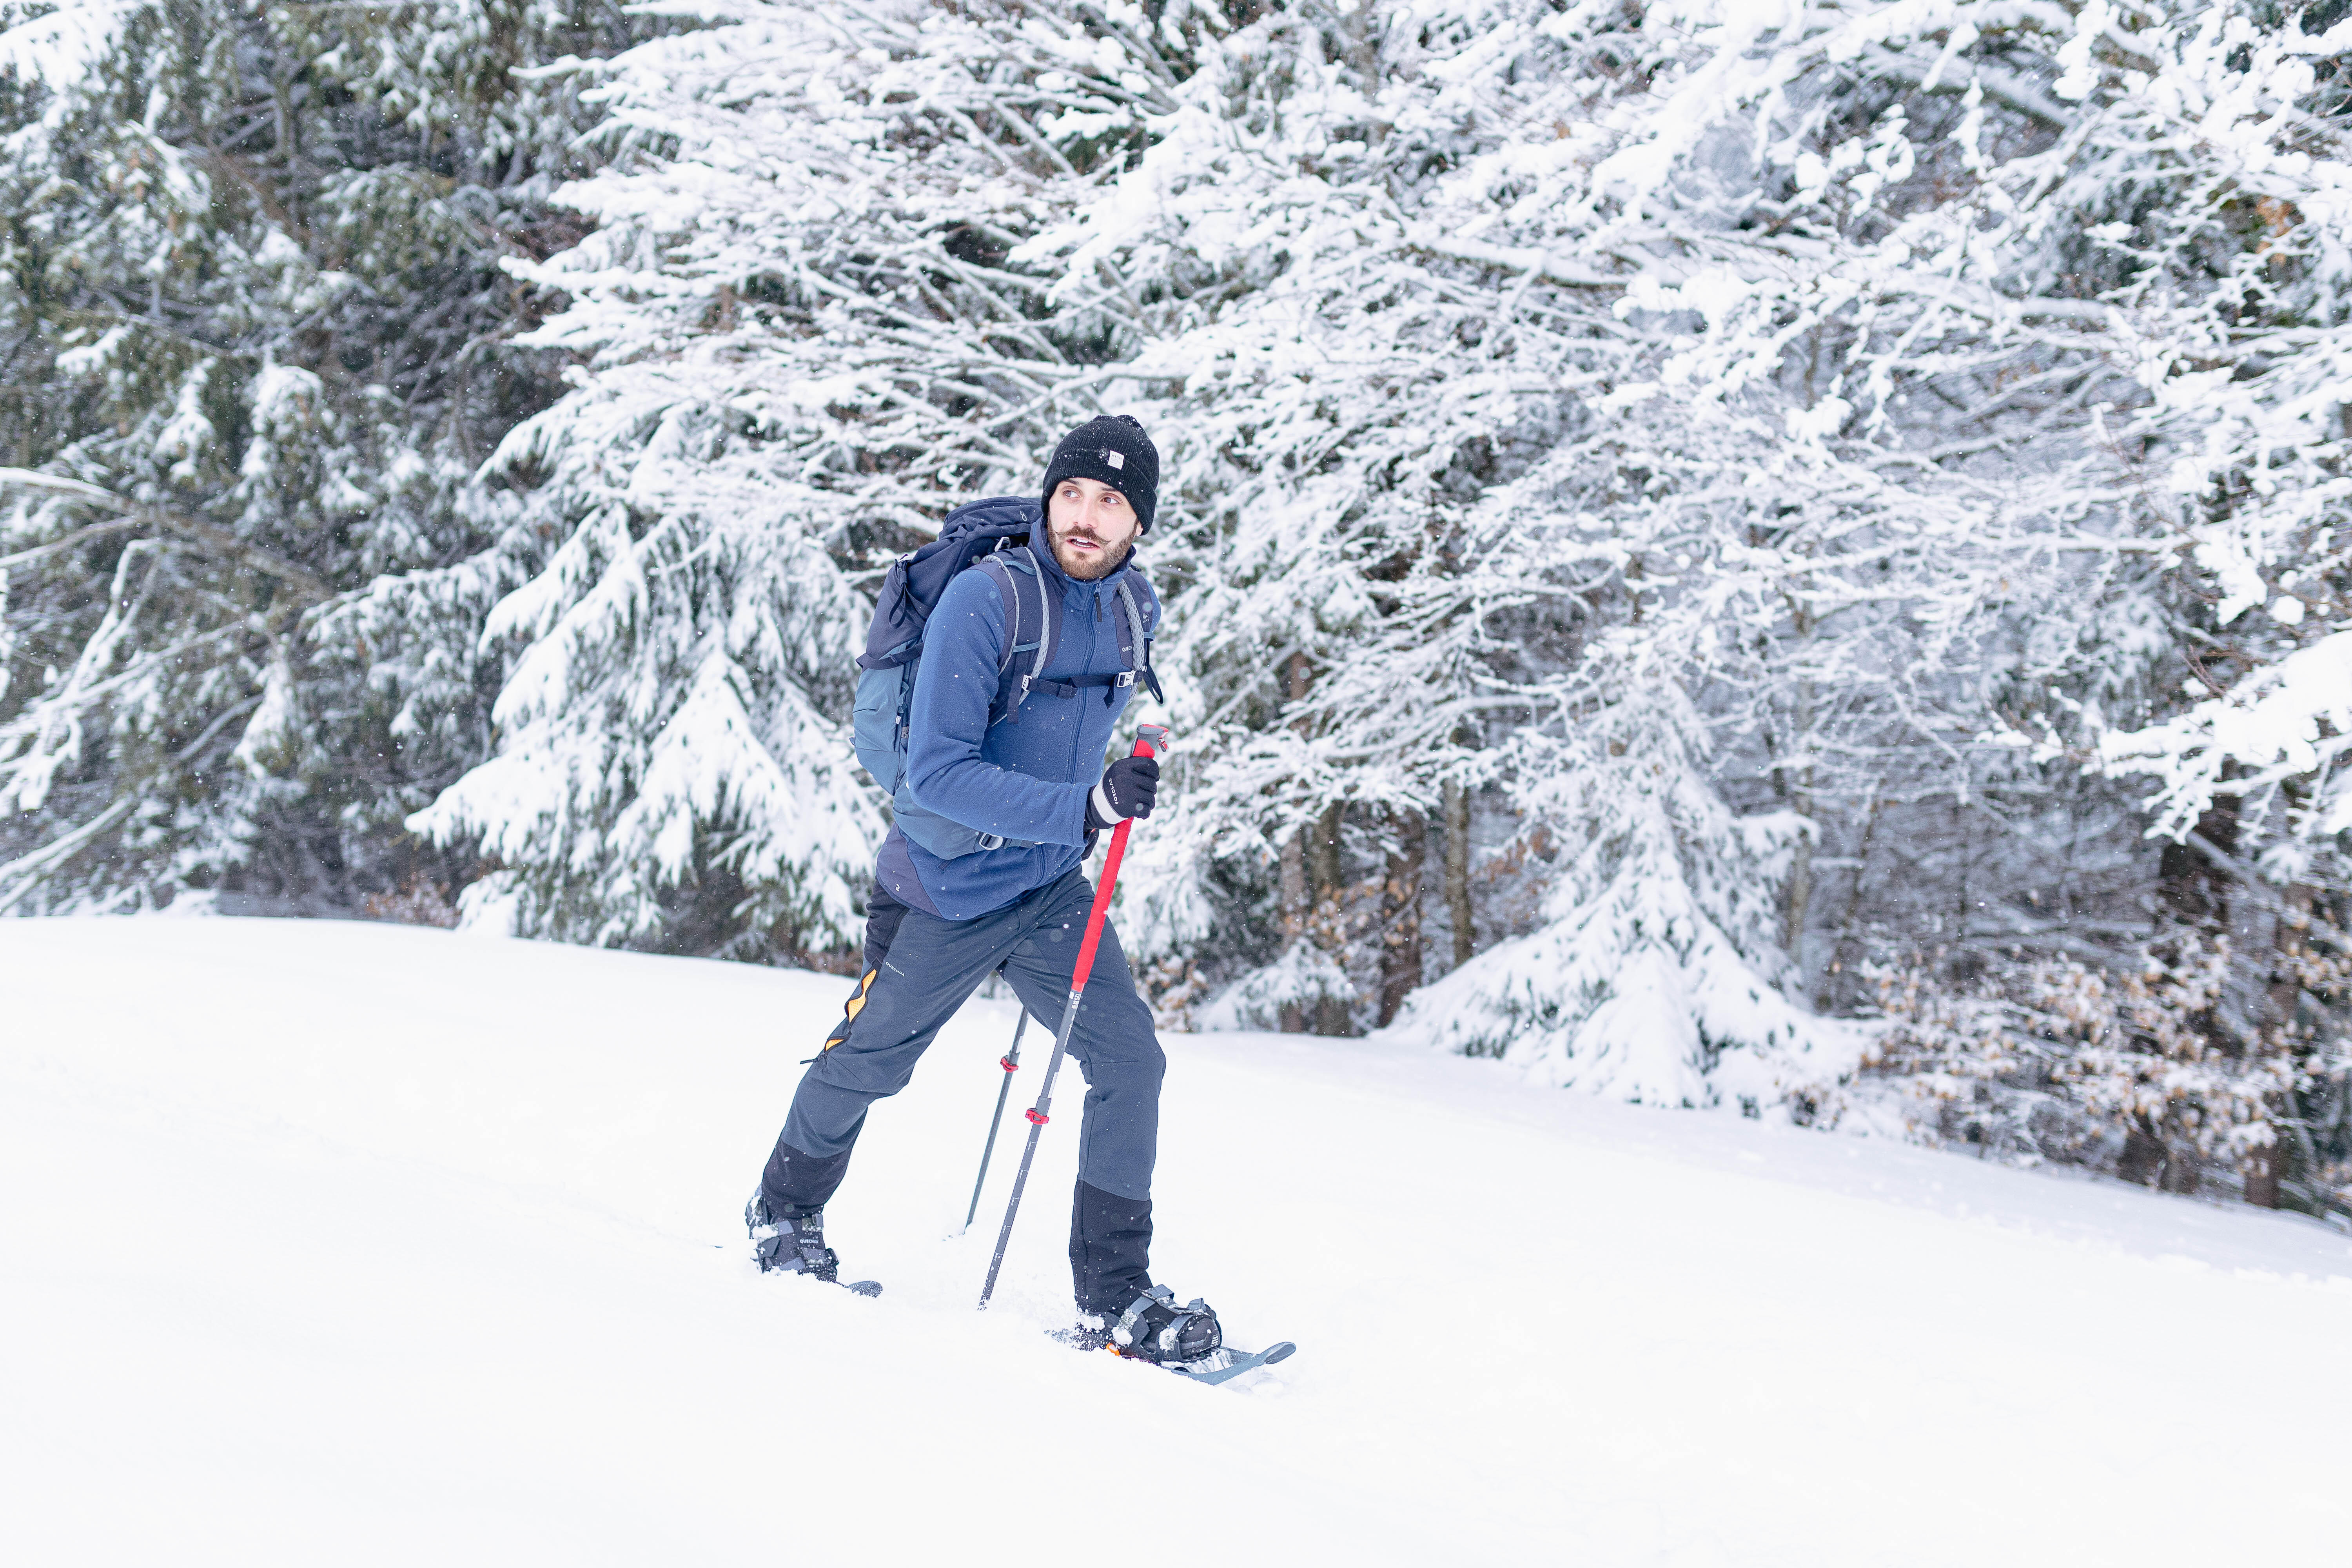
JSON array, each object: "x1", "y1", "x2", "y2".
[{"x1": 1041, "y1": 416, "x2": 1160, "y2": 534}]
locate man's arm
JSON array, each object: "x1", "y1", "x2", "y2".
[{"x1": 903, "y1": 569, "x2": 1092, "y2": 846}]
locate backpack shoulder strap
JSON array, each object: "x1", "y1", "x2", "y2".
[
  {"x1": 1113, "y1": 578, "x2": 1165, "y2": 703},
  {"x1": 974, "y1": 546, "x2": 1056, "y2": 726}
]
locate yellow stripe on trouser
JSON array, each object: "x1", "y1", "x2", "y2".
[{"x1": 823, "y1": 969, "x2": 879, "y2": 1051}]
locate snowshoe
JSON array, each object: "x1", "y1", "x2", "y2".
[
  {"x1": 1055, "y1": 1290, "x2": 1294, "y2": 1386},
  {"x1": 744, "y1": 1191, "x2": 880, "y2": 1297}
]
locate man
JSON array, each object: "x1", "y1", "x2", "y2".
[{"x1": 745, "y1": 415, "x2": 1221, "y2": 1363}]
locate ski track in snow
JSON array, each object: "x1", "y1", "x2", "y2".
[{"x1": 3, "y1": 918, "x2": 2348, "y2": 1566}]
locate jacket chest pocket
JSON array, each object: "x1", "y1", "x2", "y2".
[{"x1": 990, "y1": 698, "x2": 1078, "y2": 778}]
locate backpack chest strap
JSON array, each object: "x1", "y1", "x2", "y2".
[
  {"x1": 976, "y1": 549, "x2": 1156, "y2": 718},
  {"x1": 1030, "y1": 670, "x2": 1138, "y2": 701}
]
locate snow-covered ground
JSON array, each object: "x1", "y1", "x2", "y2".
[{"x1": 4, "y1": 917, "x2": 2348, "y2": 1566}]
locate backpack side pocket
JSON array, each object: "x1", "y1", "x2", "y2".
[{"x1": 851, "y1": 662, "x2": 911, "y2": 794}]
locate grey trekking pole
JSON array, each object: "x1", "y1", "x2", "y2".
[
  {"x1": 962, "y1": 1009, "x2": 1029, "y2": 1232},
  {"x1": 977, "y1": 724, "x2": 1167, "y2": 1310}
]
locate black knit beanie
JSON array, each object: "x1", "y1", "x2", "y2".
[{"x1": 1041, "y1": 414, "x2": 1160, "y2": 535}]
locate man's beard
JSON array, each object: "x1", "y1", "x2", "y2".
[{"x1": 1048, "y1": 529, "x2": 1133, "y2": 581}]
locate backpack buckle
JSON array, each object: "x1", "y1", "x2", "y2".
[
  {"x1": 977, "y1": 833, "x2": 1004, "y2": 851},
  {"x1": 1113, "y1": 671, "x2": 1136, "y2": 688}
]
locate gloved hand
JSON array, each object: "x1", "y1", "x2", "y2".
[{"x1": 1084, "y1": 755, "x2": 1160, "y2": 834}]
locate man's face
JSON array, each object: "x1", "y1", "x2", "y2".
[{"x1": 1047, "y1": 477, "x2": 1141, "y2": 581}]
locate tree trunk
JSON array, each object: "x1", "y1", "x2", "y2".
[
  {"x1": 1308, "y1": 800, "x2": 1351, "y2": 1035},
  {"x1": 1307, "y1": 801, "x2": 1343, "y2": 908},
  {"x1": 2247, "y1": 880, "x2": 2318, "y2": 1210},
  {"x1": 1378, "y1": 808, "x2": 1427, "y2": 1027},
  {"x1": 1278, "y1": 828, "x2": 1307, "y2": 1035},
  {"x1": 1279, "y1": 652, "x2": 1313, "y2": 1034},
  {"x1": 1443, "y1": 779, "x2": 1473, "y2": 971},
  {"x1": 2157, "y1": 794, "x2": 2240, "y2": 928},
  {"x1": 1779, "y1": 676, "x2": 1814, "y2": 967},
  {"x1": 2117, "y1": 1125, "x2": 2168, "y2": 1188},
  {"x1": 2242, "y1": 1140, "x2": 2281, "y2": 1210},
  {"x1": 1825, "y1": 785, "x2": 1881, "y2": 1009},
  {"x1": 1782, "y1": 814, "x2": 1813, "y2": 964}
]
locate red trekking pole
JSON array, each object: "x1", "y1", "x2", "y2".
[{"x1": 977, "y1": 724, "x2": 1168, "y2": 1310}]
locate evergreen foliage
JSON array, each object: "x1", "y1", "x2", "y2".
[
  {"x1": 0, "y1": 0, "x2": 644, "y2": 915},
  {"x1": 6, "y1": 0, "x2": 2349, "y2": 1211},
  {"x1": 405, "y1": 0, "x2": 1156, "y2": 955}
]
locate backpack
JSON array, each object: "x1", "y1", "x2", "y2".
[{"x1": 851, "y1": 495, "x2": 1161, "y2": 860}]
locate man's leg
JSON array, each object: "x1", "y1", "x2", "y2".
[
  {"x1": 997, "y1": 871, "x2": 1167, "y2": 1317},
  {"x1": 758, "y1": 884, "x2": 1041, "y2": 1216},
  {"x1": 822, "y1": 880, "x2": 914, "y2": 1055},
  {"x1": 758, "y1": 881, "x2": 912, "y2": 1211}
]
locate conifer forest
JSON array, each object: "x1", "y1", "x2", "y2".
[{"x1": 5, "y1": 0, "x2": 2350, "y2": 1216}]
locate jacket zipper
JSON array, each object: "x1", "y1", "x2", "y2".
[{"x1": 1072, "y1": 583, "x2": 1100, "y2": 779}]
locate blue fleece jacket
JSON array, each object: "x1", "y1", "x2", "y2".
[{"x1": 887, "y1": 544, "x2": 1159, "y2": 921}]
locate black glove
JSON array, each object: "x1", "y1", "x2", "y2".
[{"x1": 1084, "y1": 755, "x2": 1160, "y2": 833}]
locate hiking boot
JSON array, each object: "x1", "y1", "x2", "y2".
[
  {"x1": 1086, "y1": 1285, "x2": 1223, "y2": 1364},
  {"x1": 744, "y1": 1190, "x2": 840, "y2": 1281}
]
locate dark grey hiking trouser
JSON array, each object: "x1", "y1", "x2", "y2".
[{"x1": 759, "y1": 868, "x2": 1165, "y2": 1312}]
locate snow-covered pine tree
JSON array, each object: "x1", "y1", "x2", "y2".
[
  {"x1": 1017, "y1": 2, "x2": 1863, "y2": 1105},
  {"x1": 2088, "y1": 5, "x2": 2352, "y2": 867},
  {"x1": 0, "y1": 0, "x2": 641, "y2": 916},
  {"x1": 2073, "y1": 4, "x2": 2352, "y2": 1205},
  {"x1": 1586, "y1": 0, "x2": 2350, "y2": 1191},
  {"x1": 1039, "y1": 0, "x2": 2320, "y2": 1132},
  {"x1": 1388, "y1": 659, "x2": 1862, "y2": 1109},
  {"x1": 6, "y1": 0, "x2": 2341, "y2": 1195},
  {"x1": 1549, "y1": 1, "x2": 2167, "y2": 987},
  {"x1": 1019, "y1": 0, "x2": 1633, "y2": 1033},
  {"x1": 406, "y1": 0, "x2": 1169, "y2": 956}
]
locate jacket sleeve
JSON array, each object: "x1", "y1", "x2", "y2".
[{"x1": 903, "y1": 569, "x2": 1092, "y2": 847}]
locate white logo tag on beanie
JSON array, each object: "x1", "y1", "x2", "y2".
[{"x1": 1103, "y1": 450, "x2": 1124, "y2": 470}]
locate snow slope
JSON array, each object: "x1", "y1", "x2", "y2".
[{"x1": 4, "y1": 918, "x2": 2348, "y2": 1566}]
